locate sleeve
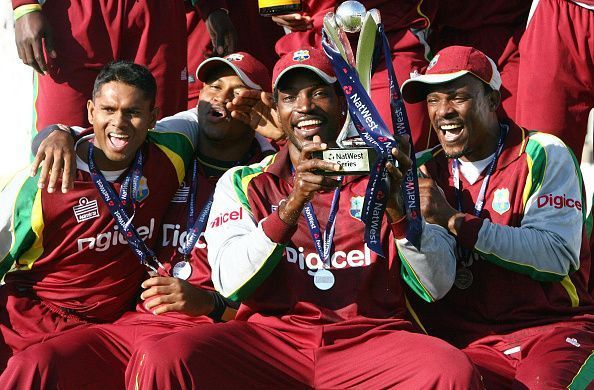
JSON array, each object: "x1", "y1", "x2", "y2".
[
  {"x1": 0, "y1": 167, "x2": 43, "y2": 280},
  {"x1": 153, "y1": 108, "x2": 200, "y2": 147},
  {"x1": 12, "y1": 1, "x2": 37, "y2": 9},
  {"x1": 204, "y1": 162, "x2": 287, "y2": 301},
  {"x1": 396, "y1": 221, "x2": 457, "y2": 302},
  {"x1": 464, "y1": 133, "x2": 585, "y2": 281}
]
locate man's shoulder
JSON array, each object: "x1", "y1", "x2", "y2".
[{"x1": 524, "y1": 130, "x2": 579, "y2": 168}]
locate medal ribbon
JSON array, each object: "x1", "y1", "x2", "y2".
[
  {"x1": 182, "y1": 158, "x2": 214, "y2": 257},
  {"x1": 303, "y1": 187, "x2": 341, "y2": 268},
  {"x1": 452, "y1": 124, "x2": 508, "y2": 264},
  {"x1": 88, "y1": 143, "x2": 166, "y2": 275},
  {"x1": 322, "y1": 24, "x2": 422, "y2": 254}
]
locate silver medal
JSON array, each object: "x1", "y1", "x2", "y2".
[
  {"x1": 454, "y1": 267, "x2": 473, "y2": 290},
  {"x1": 313, "y1": 269, "x2": 335, "y2": 290},
  {"x1": 172, "y1": 260, "x2": 192, "y2": 280}
]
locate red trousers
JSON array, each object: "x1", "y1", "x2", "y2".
[
  {"x1": 127, "y1": 320, "x2": 483, "y2": 389},
  {"x1": 34, "y1": 0, "x2": 188, "y2": 131},
  {"x1": 515, "y1": 0, "x2": 594, "y2": 161},
  {"x1": 463, "y1": 323, "x2": 594, "y2": 389},
  {"x1": 0, "y1": 311, "x2": 211, "y2": 389}
]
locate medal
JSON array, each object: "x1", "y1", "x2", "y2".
[
  {"x1": 313, "y1": 269, "x2": 335, "y2": 290},
  {"x1": 172, "y1": 260, "x2": 192, "y2": 280},
  {"x1": 454, "y1": 267, "x2": 473, "y2": 290}
]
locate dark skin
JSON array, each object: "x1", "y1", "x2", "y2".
[
  {"x1": 14, "y1": 11, "x2": 56, "y2": 75},
  {"x1": 419, "y1": 75, "x2": 502, "y2": 236},
  {"x1": 273, "y1": 70, "x2": 411, "y2": 226}
]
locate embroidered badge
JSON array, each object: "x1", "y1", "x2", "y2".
[
  {"x1": 226, "y1": 53, "x2": 244, "y2": 62},
  {"x1": 293, "y1": 50, "x2": 310, "y2": 62},
  {"x1": 136, "y1": 176, "x2": 150, "y2": 202},
  {"x1": 350, "y1": 196, "x2": 364, "y2": 220},
  {"x1": 492, "y1": 188, "x2": 510, "y2": 215}
]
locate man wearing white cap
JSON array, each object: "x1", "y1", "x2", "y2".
[
  {"x1": 126, "y1": 47, "x2": 483, "y2": 389},
  {"x1": 400, "y1": 45, "x2": 594, "y2": 388},
  {"x1": 2, "y1": 52, "x2": 277, "y2": 389}
]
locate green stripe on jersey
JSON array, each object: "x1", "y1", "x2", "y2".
[
  {"x1": 398, "y1": 251, "x2": 434, "y2": 302},
  {"x1": 569, "y1": 351, "x2": 594, "y2": 390},
  {"x1": 147, "y1": 131, "x2": 195, "y2": 182},
  {"x1": 0, "y1": 175, "x2": 42, "y2": 278},
  {"x1": 523, "y1": 135, "x2": 547, "y2": 203},
  {"x1": 477, "y1": 250, "x2": 564, "y2": 282},
  {"x1": 231, "y1": 154, "x2": 275, "y2": 213}
]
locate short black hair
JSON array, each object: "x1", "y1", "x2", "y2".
[{"x1": 92, "y1": 61, "x2": 157, "y2": 107}]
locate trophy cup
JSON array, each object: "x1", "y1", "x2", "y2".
[{"x1": 312, "y1": 1, "x2": 382, "y2": 176}]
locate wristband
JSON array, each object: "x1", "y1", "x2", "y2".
[
  {"x1": 14, "y1": 4, "x2": 42, "y2": 21},
  {"x1": 207, "y1": 291, "x2": 227, "y2": 322}
]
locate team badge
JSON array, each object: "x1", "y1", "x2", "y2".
[
  {"x1": 492, "y1": 188, "x2": 510, "y2": 215},
  {"x1": 293, "y1": 50, "x2": 310, "y2": 62},
  {"x1": 226, "y1": 53, "x2": 244, "y2": 62},
  {"x1": 350, "y1": 196, "x2": 364, "y2": 220},
  {"x1": 136, "y1": 176, "x2": 149, "y2": 202},
  {"x1": 172, "y1": 260, "x2": 192, "y2": 280},
  {"x1": 73, "y1": 197, "x2": 100, "y2": 223},
  {"x1": 427, "y1": 54, "x2": 440, "y2": 71}
]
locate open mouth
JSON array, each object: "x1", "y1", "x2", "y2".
[
  {"x1": 294, "y1": 118, "x2": 324, "y2": 140},
  {"x1": 108, "y1": 133, "x2": 130, "y2": 151},
  {"x1": 438, "y1": 123, "x2": 464, "y2": 143},
  {"x1": 207, "y1": 105, "x2": 229, "y2": 123}
]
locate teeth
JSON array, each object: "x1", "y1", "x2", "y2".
[
  {"x1": 440, "y1": 124, "x2": 462, "y2": 130},
  {"x1": 297, "y1": 119, "x2": 322, "y2": 128},
  {"x1": 110, "y1": 133, "x2": 129, "y2": 139}
]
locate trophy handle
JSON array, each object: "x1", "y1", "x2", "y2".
[{"x1": 356, "y1": 10, "x2": 379, "y2": 95}]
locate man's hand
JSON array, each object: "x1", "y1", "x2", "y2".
[
  {"x1": 205, "y1": 9, "x2": 237, "y2": 56},
  {"x1": 419, "y1": 178, "x2": 464, "y2": 234},
  {"x1": 15, "y1": 11, "x2": 56, "y2": 74},
  {"x1": 227, "y1": 90, "x2": 284, "y2": 141},
  {"x1": 385, "y1": 135, "x2": 413, "y2": 222},
  {"x1": 271, "y1": 13, "x2": 313, "y2": 32},
  {"x1": 279, "y1": 136, "x2": 341, "y2": 225},
  {"x1": 141, "y1": 276, "x2": 215, "y2": 317},
  {"x1": 31, "y1": 128, "x2": 75, "y2": 193}
]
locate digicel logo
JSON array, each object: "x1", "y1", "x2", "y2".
[
  {"x1": 536, "y1": 194, "x2": 582, "y2": 211},
  {"x1": 209, "y1": 208, "x2": 244, "y2": 228}
]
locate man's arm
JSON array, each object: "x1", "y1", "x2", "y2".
[{"x1": 13, "y1": 1, "x2": 56, "y2": 74}]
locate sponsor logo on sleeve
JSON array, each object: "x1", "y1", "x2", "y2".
[
  {"x1": 492, "y1": 188, "x2": 511, "y2": 215},
  {"x1": 536, "y1": 194, "x2": 582, "y2": 211},
  {"x1": 73, "y1": 197, "x2": 100, "y2": 223},
  {"x1": 209, "y1": 207, "x2": 244, "y2": 228}
]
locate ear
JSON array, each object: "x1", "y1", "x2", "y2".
[
  {"x1": 149, "y1": 106, "x2": 159, "y2": 129},
  {"x1": 488, "y1": 89, "x2": 501, "y2": 112},
  {"x1": 87, "y1": 99, "x2": 95, "y2": 125}
]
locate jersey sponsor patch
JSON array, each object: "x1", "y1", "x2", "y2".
[
  {"x1": 209, "y1": 207, "x2": 244, "y2": 228},
  {"x1": 77, "y1": 218, "x2": 155, "y2": 252},
  {"x1": 536, "y1": 193, "x2": 582, "y2": 211},
  {"x1": 285, "y1": 244, "x2": 372, "y2": 271},
  {"x1": 161, "y1": 223, "x2": 207, "y2": 253},
  {"x1": 350, "y1": 196, "x2": 363, "y2": 220},
  {"x1": 136, "y1": 176, "x2": 150, "y2": 201},
  {"x1": 492, "y1": 188, "x2": 510, "y2": 215},
  {"x1": 73, "y1": 197, "x2": 100, "y2": 223}
]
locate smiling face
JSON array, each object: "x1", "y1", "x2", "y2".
[
  {"x1": 197, "y1": 66, "x2": 253, "y2": 144},
  {"x1": 426, "y1": 74, "x2": 501, "y2": 161},
  {"x1": 87, "y1": 81, "x2": 157, "y2": 170},
  {"x1": 276, "y1": 69, "x2": 343, "y2": 152}
]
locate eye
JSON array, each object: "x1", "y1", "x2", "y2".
[
  {"x1": 208, "y1": 83, "x2": 221, "y2": 91},
  {"x1": 282, "y1": 95, "x2": 296, "y2": 103},
  {"x1": 313, "y1": 89, "x2": 329, "y2": 98}
]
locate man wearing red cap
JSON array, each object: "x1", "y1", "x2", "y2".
[
  {"x1": 399, "y1": 45, "x2": 594, "y2": 388},
  {"x1": 0, "y1": 52, "x2": 278, "y2": 389},
  {"x1": 126, "y1": 47, "x2": 483, "y2": 389}
]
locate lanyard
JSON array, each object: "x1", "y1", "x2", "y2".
[
  {"x1": 322, "y1": 23, "x2": 422, "y2": 255},
  {"x1": 452, "y1": 124, "x2": 508, "y2": 265},
  {"x1": 181, "y1": 158, "x2": 214, "y2": 258},
  {"x1": 303, "y1": 187, "x2": 341, "y2": 267},
  {"x1": 88, "y1": 143, "x2": 166, "y2": 274}
]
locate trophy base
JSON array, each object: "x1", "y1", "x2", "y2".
[{"x1": 312, "y1": 147, "x2": 377, "y2": 175}]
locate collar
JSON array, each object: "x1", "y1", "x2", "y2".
[{"x1": 494, "y1": 119, "x2": 528, "y2": 171}]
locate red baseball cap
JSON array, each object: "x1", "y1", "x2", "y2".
[
  {"x1": 401, "y1": 46, "x2": 501, "y2": 103},
  {"x1": 197, "y1": 52, "x2": 271, "y2": 92},
  {"x1": 272, "y1": 48, "x2": 337, "y2": 91}
]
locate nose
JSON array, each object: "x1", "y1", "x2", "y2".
[
  {"x1": 295, "y1": 92, "x2": 314, "y2": 113},
  {"x1": 111, "y1": 109, "x2": 128, "y2": 127},
  {"x1": 435, "y1": 99, "x2": 455, "y2": 119},
  {"x1": 212, "y1": 88, "x2": 234, "y2": 105}
]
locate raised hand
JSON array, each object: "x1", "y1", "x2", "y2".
[
  {"x1": 205, "y1": 9, "x2": 237, "y2": 56},
  {"x1": 227, "y1": 90, "x2": 284, "y2": 141},
  {"x1": 271, "y1": 13, "x2": 313, "y2": 32}
]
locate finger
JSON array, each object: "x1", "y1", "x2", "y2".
[
  {"x1": 38, "y1": 154, "x2": 53, "y2": 190},
  {"x1": 30, "y1": 151, "x2": 44, "y2": 177},
  {"x1": 32, "y1": 36, "x2": 48, "y2": 74},
  {"x1": 44, "y1": 24, "x2": 57, "y2": 59},
  {"x1": 261, "y1": 92, "x2": 274, "y2": 108},
  {"x1": 47, "y1": 150, "x2": 64, "y2": 193},
  {"x1": 215, "y1": 32, "x2": 225, "y2": 55},
  {"x1": 141, "y1": 276, "x2": 173, "y2": 289},
  {"x1": 419, "y1": 165, "x2": 430, "y2": 178},
  {"x1": 296, "y1": 158, "x2": 341, "y2": 174},
  {"x1": 23, "y1": 42, "x2": 43, "y2": 74},
  {"x1": 386, "y1": 160, "x2": 403, "y2": 183},
  {"x1": 230, "y1": 110, "x2": 251, "y2": 124},
  {"x1": 61, "y1": 150, "x2": 75, "y2": 193},
  {"x1": 224, "y1": 32, "x2": 236, "y2": 54}
]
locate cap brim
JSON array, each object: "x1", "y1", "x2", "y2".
[
  {"x1": 401, "y1": 70, "x2": 470, "y2": 103},
  {"x1": 197, "y1": 57, "x2": 262, "y2": 90},
  {"x1": 273, "y1": 65, "x2": 337, "y2": 91}
]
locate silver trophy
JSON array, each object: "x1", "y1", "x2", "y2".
[{"x1": 315, "y1": 1, "x2": 382, "y2": 175}]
